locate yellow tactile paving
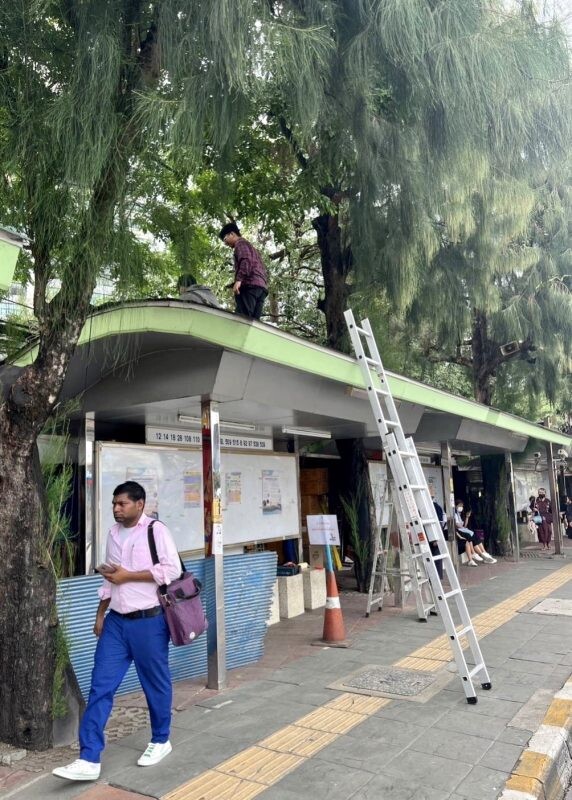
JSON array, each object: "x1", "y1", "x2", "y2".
[
  {"x1": 394, "y1": 656, "x2": 444, "y2": 671},
  {"x1": 324, "y1": 692, "x2": 390, "y2": 714},
  {"x1": 216, "y1": 747, "x2": 303, "y2": 785},
  {"x1": 259, "y1": 725, "x2": 338, "y2": 757},
  {"x1": 294, "y1": 706, "x2": 365, "y2": 734},
  {"x1": 161, "y1": 562, "x2": 572, "y2": 800},
  {"x1": 162, "y1": 770, "x2": 266, "y2": 800}
]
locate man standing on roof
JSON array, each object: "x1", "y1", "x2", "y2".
[{"x1": 219, "y1": 222, "x2": 268, "y2": 320}]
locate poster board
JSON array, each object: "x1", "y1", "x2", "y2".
[
  {"x1": 368, "y1": 460, "x2": 445, "y2": 525},
  {"x1": 96, "y1": 443, "x2": 299, "y2": 561}
]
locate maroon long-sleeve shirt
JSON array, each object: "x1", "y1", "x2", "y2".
[{"x1": 233, "y1": 238, "x2": 268, "y2": 289}]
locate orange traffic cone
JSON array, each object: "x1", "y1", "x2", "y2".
[{"x1": 313, "y1": 569, "x2": 350, "y2": 648}]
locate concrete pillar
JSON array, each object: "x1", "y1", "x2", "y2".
[
  {"x1": 201, "y1": 398, "x2": 226, "y2": 690},
  {"x1": 440, "y1": 441, "x2": 459, "y2": 572},
  {"x1": 82, "y1": 412, "x2": 95, "y2": 574},
  {"x1": 504, "y1": 451, "x2": 520, "y2": 562},
  {"x1": 546, "y1": 442, "x2": 562, "y2": 555}
]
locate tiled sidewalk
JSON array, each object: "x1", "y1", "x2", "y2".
[{"x1": 3, "y1": 552, "x2": 572, "y2": 800}]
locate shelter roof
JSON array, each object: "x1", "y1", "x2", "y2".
[{"x1": 7, "y1": 300, "x2": 571, "y2": 453}]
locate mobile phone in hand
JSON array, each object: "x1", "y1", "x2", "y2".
[{"x1": 95, "y1": 563, "x2": 116, "y2": 574}]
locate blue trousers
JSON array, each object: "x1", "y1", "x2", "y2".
[{"x1": 79, "y1": 610, "x2": 172, "y2": 763}]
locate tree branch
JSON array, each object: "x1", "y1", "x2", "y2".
[{"x1": 277, "y1": 116, "x2": 308, "y2": 170}]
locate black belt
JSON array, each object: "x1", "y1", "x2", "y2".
[{"x1": 111, "y1": 606, "x2": 163, "y2": 620}]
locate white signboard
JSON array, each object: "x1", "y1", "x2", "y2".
[
  {"x1": 146, "y1": 426, "x2": 272, "y2": 451},
  {"x1": 307, "y1": 515, "x2": 341, "y2": 546}
]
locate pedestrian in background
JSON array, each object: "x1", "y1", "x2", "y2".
[
  {"x1": 534, "y1": 487, "x2": 553, "y2": 551},
  {"x1": 53, "y1": 481, "x2": 180, "y2": 782}
]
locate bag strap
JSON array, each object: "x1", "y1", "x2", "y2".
[{"x1": 147, "y1": 520, "x2": 186, "y2": 596}]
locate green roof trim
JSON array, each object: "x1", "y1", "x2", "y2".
[{"x1": 13, "y1": 302, "x2": 571, "y2": 447}]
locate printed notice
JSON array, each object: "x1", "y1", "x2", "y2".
[
  {"x1": 183, "y1": 470, "x2": 202, "y2": 508},
  {"x1": 262, "y1": 469, "x2": 282, "y2": 514},
  {"x1": 225, "y1": 472, "x2": 242, "y2": 505},
  {"x1": 307, "y1": 515, "x2": 340, "y2": 546},
  {"x1": 212, "y1": 522, "x2": 223, "y2": 555}
]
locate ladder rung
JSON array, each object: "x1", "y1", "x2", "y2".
[
  {"x1": 364, "y1": 356, "x2": 380, "y2": 368},
  {"x1": 374, "y1": 387, "x2": 390, "y2": 397},
  {"x1": 398, "y1": 450, "x2": 416, "y2": 458},
  {"x1": 419, "y1": 518, "x2": 436, "y2": 525},
  {"x1": 453, "y1": 625, "x2": 473, "y2": 638},
  {"x1": 409, "y1": 484, "x2": 426, "y2": 491},
  {"x1": 432, "y1": 554, "x2": 447, "y2": 561},
  {"x1": 418, "y1": 578, "x2": 429, "y2": 587},
  {"x1": 442, "y1": 589, "x2": 460, "y2": 599},
  {"x1": 385, "y1": 420, "x2": 400, "y2": 427},
  {"x1": 469, "y1": 664, "x2": 486, "y2": 678},
  {"x1": 355, "y1": 325, "x2": 374, "y2": 338}
]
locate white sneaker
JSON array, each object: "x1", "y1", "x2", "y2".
[
  {"x1": 483, "y1": 554, "x2": 497, "y2": 564},
  {"x1": 137, "y1": 740, "x2": 172, "y2": 767},
  {"x1": 52, "y1": 759, "x2": 100, "y2": 781},
  {"x1": 472, "y1": 553, "x2": 484, "y2": 562},
  {"x1": 466, "y1": 559, "x2": 478, "y2": 567}
]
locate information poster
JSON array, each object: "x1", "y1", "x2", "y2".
[
  {"x1": 183, "y1": 470, "x2": 202, "y2": 508},
  {"x1": 262, "y1": 469, "x2": 282, "y2": 514},
  {"x1": 225, "y1": 472, "x2": 242, "y2": 505}
]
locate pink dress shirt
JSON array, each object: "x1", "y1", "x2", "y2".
[{"x1": 98, "y1": 513, "x2": 181, "y2": 614}]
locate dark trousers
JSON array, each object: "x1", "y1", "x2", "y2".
[{"x1": 235, "y1": 286, "x2": 267, "y2": 320}]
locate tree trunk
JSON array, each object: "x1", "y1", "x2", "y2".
[
  {"x1": 313, "y1": 212, "x2": 351, "y2": 352},
  {"x1": 0, "y1": 319, "x2": 89, "y2": 747},
  {"x1": 337, "y1": 438, "x2": 375, "y2": 592},
  {"x1": 471, "y1": 310, "x2": 496, "y2": 406},
  {"x1": 480, "y1": 454, "x2": 511, "y2": 556},
  {"x1": 0, "y1": 424, "x2": 56, "y2": 748}
]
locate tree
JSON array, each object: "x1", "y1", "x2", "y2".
[
  {"x1": 265, "y1": 0, "x2": 572, "y2": 577},
  {"x1": 0, "y1": 0, "x2": 330, "y2": 749}
]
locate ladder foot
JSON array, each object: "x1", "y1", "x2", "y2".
[
  {"x1": 429, "y1": 610, "x2": 438, "y2": 616},
  {"x1": 466, "y1": 696, "x2": 478, "y2": 705},
  {"x1": 418, "y1": 618, "x2": 428, "y2": 623},
  {"x1": 481, "y1": 682, "x2": 492, "y2": 690},
  {"x1": 365, "y1": 612, "x2": 370, "y2": 618}
]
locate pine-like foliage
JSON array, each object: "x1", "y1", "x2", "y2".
[{"x1": 264, "y1": 0, "x2": 572, "y2": 406}]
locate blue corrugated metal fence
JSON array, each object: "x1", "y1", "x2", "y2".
[{"x1": 57, "y1": 552, "x2": 277, "y2": 700}]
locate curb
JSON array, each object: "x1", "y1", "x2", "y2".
[{"x1": 499, "y1": 676, "x2": 572, "y2": 800}]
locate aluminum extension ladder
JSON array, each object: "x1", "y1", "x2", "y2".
[
  {"x1": 345, "y1": 309, "x2": 491, "y2": 703},
  {"x1": 366, "y1": 478, "x2": 436, "y2": 620}
]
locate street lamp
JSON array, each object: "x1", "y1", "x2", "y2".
[{"x1": 0, "y1": 227, "x2": 28, "y2": 292}]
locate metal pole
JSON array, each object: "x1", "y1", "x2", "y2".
[
  {"x1": 504, "y1": 451, "x2": 520, "y2": 562},
  {"x1": 546, "y1": 442, "x2": 562, "y2": 556},
  {"x1": 83, "y1": 412, "x2": 95, "y2": 575},
  {"x1": 441, "y1": 441, "x2": 459, "y2": 572},
  {"x1": 201, "y1": 398, "x2": 226, "y2": 690}
]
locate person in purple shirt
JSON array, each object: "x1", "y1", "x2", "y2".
[
  {"x1": 219, "y1": 222, "x2": 268, "y2": 320},
  {"x1": 53, "y1": 481, "x2": 180, "y2": 782}
]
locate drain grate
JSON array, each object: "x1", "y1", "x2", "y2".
[
  {"x1": 329, "y1": 664, "x2": 450, "y2": 703},
  {"x1": 343, "y1": 666, "x2": 435, "y2": 696}
]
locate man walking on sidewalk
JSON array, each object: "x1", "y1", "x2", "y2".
[{"x1": 53, "y1": 481, "x2": 180, "y2": 782}]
